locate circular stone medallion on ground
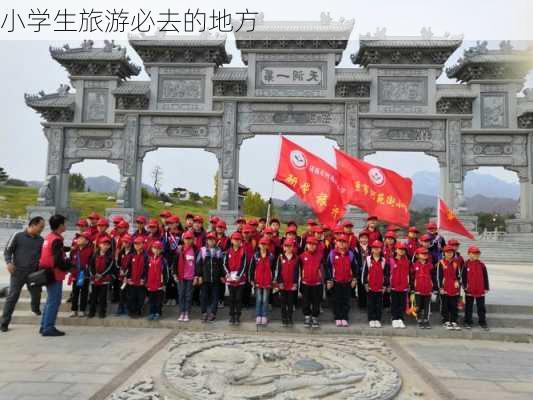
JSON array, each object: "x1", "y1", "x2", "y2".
[{"x1": 162, "y1": 332, "x2": 402, "y2": 399}]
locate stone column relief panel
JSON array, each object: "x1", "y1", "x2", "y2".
[
  {"x1": 156, "y1": 67, "x2": 212, "y2": 111},
  {"x1": 447, "y1": 119, "x2": 463, "y2": 183},
  {"x1": 237, "y1": 103, "x2": 345, "y2": 137},
  {"x1": 344, "y1": 102, "x2": 359, "y2": 156},
  {"x1": 63, "y1": 128, "x2": 124, "y2": 161},
  {"x1": 462, "y1": 134, "x2": 527, "y2": 168},
  {"x1": 375, "y1": 69, "x2": 429, "y2": 114},
  {"x1": 480, "y1": 92, "x2": 508, "y2": 128},
  {"x1": 359, "y1": 118, "x2": 446, "y2": 161}
]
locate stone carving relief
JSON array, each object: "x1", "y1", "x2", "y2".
[
  {"x1": 345, "y1": 102, "x2": 359, "y2": 156},
  {"x1": 462, "y1": 134, "x2": 527, "y2": 166},
  {"x1": 447, "y1": 119, "x2": 463, "y2": 183},
  {"x1": 378, "y1": 77, "x2": 428, "y2": 105},
  {"x1": 237, "y1": 103, "x2": 344, "y2": 135},
  {"x1": 45, "y1": 128, "x2": 63, "y2": 175},
  {"x1": 162, "y1": 332, "x2": 401, "y2": 400},
  {"x1": 359, "y1": 118, "x2": 446, "y2": 153},
  {"x1": 116, "y1": 176, "x2": 131, "y2": 208},
  {"x1": 158, "y1": 76, "x2": 205, "y2": 103},
  {"x1": 64, "y1": 128, "x2": 122, "y2": 159},
  {"x1": 37, "y1": 175, "x2": 57, "y2": 206},
  {"x1": 83, "y1": 89, "x2": 108, "y2": 122},
  {"x1": 481, "y1": 93, "x2": 508, "y2": 128}
]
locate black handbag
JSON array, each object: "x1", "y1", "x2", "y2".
[{"x1": 27, "y1": 268, "x2": 54, "y2": 287}]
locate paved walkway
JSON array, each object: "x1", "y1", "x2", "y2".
[
  {"x1": 395, "y1": 337, "x2": 533, "y2": 400},
  {"x1": 0, "y1": 325, "x2": 172, "y2": 400}
]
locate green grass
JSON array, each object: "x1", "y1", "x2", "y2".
[{"x1": 0, "y1": 185, "x2": 215, "y2": 220}]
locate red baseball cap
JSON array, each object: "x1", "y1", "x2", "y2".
[
  {"x1": 147, "y1": 219, "x2": 159, "y2": 228},
  {"x1": 426, "y1": 222, "x2": 438, "y2": 230},
  {"x1": 370, "y1": 240, "x2": 383, "y2": 248},
  {"x1": 151, "y1": 241, "x2": 163, "y2": 249},
  {"x1": 448, "y1": 239, "x2": 460, "y2": 246},
  {"x1": 134, "y1": 237, "x2": 145, "y2": 244},
  {"x1": 159, "y1": 210, "x2": 172, "y2": 218},
  {"x1": 242, "y1": 224, "x2": 254, "y2": 233},
  {"x1": 231, "y1": 232, "x2": 243, "y2": 241},
  {"x1": 259, "y1": 237, "x2": 270, "y2": 245},
  {"x1": 384, "y1": 231, "x2": 397, "y2": 239},
  {"x1": 112, "y1": 216, "x2": 124, "y2": 225},
  {"x1": 358, "y1": 230, "x2": 370, "y2": 238},
  {"x1": 117, "y1": 221, "x2": 129, "y2": 229},
  {"x1": 336, "y1": 235, "x2": 349, "y2": 243},
  {"x1": 206, "y1": 232, "x2": 216, "y2": 240},
  {"x1": 468, "y1": 245, "x2": 481, "y2": 254},
  {"x1": 415, "y1": 247, "x2": 429, "y2": 255},
  {"x1": 408, "y1": 226, "x2": 419, "y2": 233},
  {"x1": 333, "y1": 226, "x2": 344, "y2": 234},
  {"x1": 286, "y1": 226, "x2": 297, "y2": 234},
  {"x1": 135, "y1": 215, "x2": 147, "y2": 224},
  {"x1": 98, "y1": 236, "x2": 111, "y2": 244},
  {"x1": 283, "y1": 238, "x2": 296, "y2": 246},
  {"x1": 76, "y1": 219, "x2": 88, "y2": 227},
  {"x1": 263, "y1": 227, "x2": 273, "y2": 234},
  {"x1": 443, "y1": 245, "x2": 455, "y2": 252},
  {"x1": 121, "y1": 234, "x2": 133, "y2": 243},
  {"x1": 306, "y1": 236, "x2": 318, "y2": 245},
  {"x1": 97, "y1": 219, "x2": 109, "y2": 227},
  {"x1": 342, "y1": 220, "x2": 354, "y2": 228},
  {"x1": 182, "y1": 231, "x2": 194, "y2": 240},
  {"x1": 306, "y1": 219, "x2": 317, "y2": 226},
  {"x1": 248, "y1": 219, "x2": 258, "y2": 226},
  {"x1": 193, "y1": 215, "x2": 204, "y2": 223},
  {"x1": 395, "y1": 242, "x2": 407, "y2": 250},
  {"x1": 312, "y1": 225, "x2": 323, "y2": 233},
  {"x1": 167, "y1": 215, "x2": 180, "y2": 224},
  {"x1": 209, "y1": 216, "x2": 220, "y2": 224},
  {"x1": 216, "y1": 220, "x2": 227, "y2": 229},
  {"x1": 78, "y1": 231, "x2": 92, "y2": 241}
]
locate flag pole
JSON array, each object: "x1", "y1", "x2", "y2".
[{"x1": 267, "y1": 133, "x2": 284, "y2": 225}]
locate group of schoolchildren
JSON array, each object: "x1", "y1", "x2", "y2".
[{"x1": 67, "y1": 211, "x2": 490, "y2": 330}]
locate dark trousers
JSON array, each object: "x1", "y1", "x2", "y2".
[
  {"x1": 242, "y1": 282, "x2": 252, "y2": 307},
  {"x1": 442, "y1": 294, "x2": 459, "y2": 323},
  {"x1": 218, "y1": 281, "x2": 226, "y2": 304},
  {"x1": 415, "y1": 294, "x2": 431, "y2": 321},
  {"x1": 147, "y1": 290, "x2": 163, "y2": 315},
  {"x1": 89, "y1": 284, "x2": 108, "y2": 317},
  {"x1": 165, "y1": 279, "x2": 177, "y2": 302},
  {"x1": 71, "y1": 280, "x2": 90, "y2": 312},
  {"x1": 356, "y1": 277, "x2": 367, "y2": 308},
  {"x1": 280, "y1": 290, "x2": 296, "y2": 321},
  {"x1": 302, "y1": 284, "x2": 321, "y2": 318},
  {"x1": 200, "y1": 282, "x2": 219, "y2": 315},
  {"x1": 111, "y1": 277, "x2": 121, "y2": 303},
  {"x1": 333, "y1": 282, "x2": 352, "y2": 320},
  {"x1": 367, "y1": 291, "x2": 383, "y2": 321},
  {"x1": 127, "y1": 285, "x2": 145, "y2": 316},
  {"x1": 1, "y1": 269, "x2": 42, "y2": 327},
  {"x1": 464, "y1": 295, "x2": 486, "y2": 325},
  {"x1": 391, "y1": 291, "x2": 407, "y2": 320},
  {"x1": 228, "y1": 285, "x2": 244, "y2": 318},
  {"x1": 440, "y1": 293, "x2": 448, "y2": 322}
]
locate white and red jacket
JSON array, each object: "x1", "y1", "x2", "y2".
[
  {"x1": 461, "y1": 260, "x2": 489, "y2": 298},
  {"x1": 146, "y1": 255, "x2": 168, "y2": 292},
  {"x1": 362, "y1": 255, "x2": 389, "y2": 292},
  {"x1": 389, "y1": 255, "x2": 410, "y2": 292},
  {"x1": 223, "y1": 247, "x2": 247, "y2": 286},
  {"x1": 299, "y1": 250, "x2": 324, "y2": 286},
  {"x1": 249, "y1": 252, "x2": 275, "y2": 289},
  {"x1": 275, "y1": 254, "x2": 300, "y2": 291},
  {"x1": 411, "y1": 260, "x2": 436, "y2": 296},
  {"x1": 437, "y1": 258, "x2": 461, "y2": 296},
  {"x1": 326, "y1": 249, "x2": 357, "y2": 284}
]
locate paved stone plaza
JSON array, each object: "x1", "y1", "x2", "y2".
[{"x1": 1, "y1": 325, "x2": 533, "y2": 400}]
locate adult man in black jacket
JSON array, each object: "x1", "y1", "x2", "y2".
[{"x1": 1, "y1": 217, "x2": 46, "y2": 332}]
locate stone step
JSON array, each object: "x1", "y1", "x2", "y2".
[
  {"x1": 9, "y1": 311, "x2": 533, "y2": 343},
  {"x1": 6, "y1": 299, "x2": 533, "y2": 329}
]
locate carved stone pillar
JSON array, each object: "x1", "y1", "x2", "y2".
[
  {"x1": 116, "y1": 115, "x2": 141, "y2": 211},
  {"x1": 519, "y1": 177, "x2": 533, "y2": 219},
  {"x1": 439, "y1": 163, "x2": 455, "y2": 209},
  {"x1": 214, "y1": 101, "x2": 239, "y2": 224}
]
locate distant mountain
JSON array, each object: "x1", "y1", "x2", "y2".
[{"x1": 412, "y1": 171, "x2": 519, "y2": 199}]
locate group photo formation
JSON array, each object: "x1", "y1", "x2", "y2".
[{"x1": 1, "y1": 1, "x2": 532, "y2": 399}]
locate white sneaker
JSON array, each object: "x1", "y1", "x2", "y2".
[
  {"x1": 375, "y1": 320, "x2": 382, "y2": 328},
  {"x1": 69, "y1": 311, "x2": 78, "y2": 318},
  {"x1": 398, "y1": 319, "x2": 406, "y2": 329},
  {"x1": 369, "y1": 321, "x2": 375, "y2": 328},
  {"x1": 392, "y1": 320, "x2": 398, "y2": 328},
  {"x1": 451, "y1": 322, "x2": 461, "y2": 331}
]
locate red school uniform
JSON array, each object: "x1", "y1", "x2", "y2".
[
  {"x1": 363, "y1": 255, "x2": 388, "y2": 292},
  {"x1": 146, "y1": 255, "x2": 168, "y2": 292},
  {"x1": 412, "y1": 260, "x2": 435, "y2": 296},
  {"x1": 275, "y1": 254, "x2": 300, "y2": 291},
  {"x1": 437, "y1": 258, "x2": 461, "y2": 296},
  {"x1": 249, "y1": 253, "x2": 275, "y2": 289},
  {"x1": 462, "y1": 259, "x2": 489, "y2": 298},
  {"x1": 223, "y1": 247, "x2": 247, "y2": 286},
  {"x1": 389, "y1": 255, "x2": 410, "y2": 292},
  {"x1": 300, "y1": 250, "x2": 323, "y2": 286}
]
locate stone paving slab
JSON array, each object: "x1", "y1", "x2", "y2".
[
  {"x1": 0, "y1": 325, "x2": 172, "y2": 400},
  {"x1": 395, "y1": 337, "x2": 533, "y2": 400}
]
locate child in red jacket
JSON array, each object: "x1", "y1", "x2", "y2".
[
  {"x1": 127, "y1": 237, "x2": 148, "y2": 317},
  {"x1": 115, "y1": 234, "x2": 133, "y2": 316},
  {"x1": 362, "y1": 240, "x2": 389, "y2": 328},
  {"x1": 412, "y1": 247, "x2": 437, "y2": 329},
  {"x1": 88, "y1": 236, "x2": 115, "y2": 318},
  {"x1": 223, "y1": 232, "x2": 248, "y2": 325},
  {"x1": 300, "y1": 236, "x2": 324, "y2": 328},
  {"x1": 275, "y1": 238, "x2": 300, "y2": 326},
  {"x1": 462, "y1": 246, "x2": 489, "y2": 330},
  {"x1": 389, "y1": 242, "x2": 410, "y2": 329},
  {"x1": 437, "y1": 245, "x2": 462, "y2": 330},
  {"x1": 249, "y1": 237, "x2": 275, "y2": 326},
  {"x1": 69, "y1": 231, "x2": 93, "y2": 317},
  {"x1": 146, "y1": 241, "x2": 168, "y2": 321}
]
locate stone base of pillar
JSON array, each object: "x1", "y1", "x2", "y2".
[
  {"x1": 27, "y1": 206, "x2": 57, "y2": 224},
  {"x1": 27, "y1": 206, "x2": 80, "y2": 228},
  {"x1": 210, "y1": 209, "x2": 239, "y2": 232},
  {"x1": 505, "y1": 218, "x2": 533, "y2": 234},
  {"x1": 344, "y1": 206, "x2": 367, "y2": 231},
  {"x1": 105, "y1": 208, "x2": 135, "y2": 224}
]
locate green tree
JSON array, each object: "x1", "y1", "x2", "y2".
[
  {"x1": 69, "y1": 173, "x2": 86, "y2": 192},
  {"x1": 0, "y1": 167, "x2": 8, "y2": 184},
  {"x1": 189, "y1": 191, "x2": 201, "y2": 202},
  {"x1": 243, "y1": 191, "x2": 268, "y2": 217}
]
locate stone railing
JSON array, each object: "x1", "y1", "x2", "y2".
[
  {"x1": 479, "y1": 229, "x2": 506, "y2": 241},
  {"x1": 0, "y1": 216, "x2": 26, "y2": 229}
]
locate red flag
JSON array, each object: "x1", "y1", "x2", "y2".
[
  {"x1": 438, "y1": 198, "x2": 475, "y2": 240},
  {"x1": 274, "y1": 137, "x2": 347, "y2": 227},
  {"x1": 334, "y1": 148, "x2": 413, "y2": 227}
]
